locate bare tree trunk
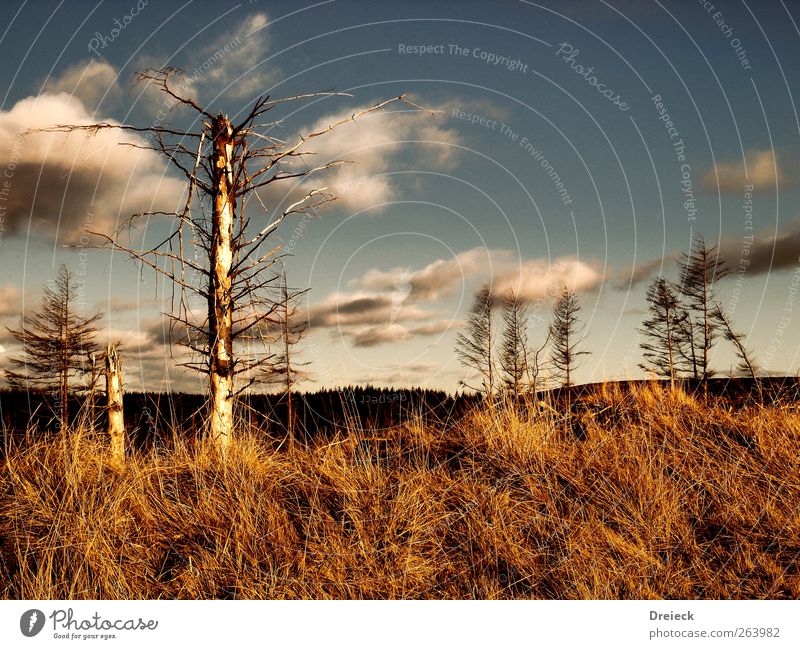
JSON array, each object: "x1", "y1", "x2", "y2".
[
  {"x1": 105, "y1": 344, "x2": 125, "y2": 465},
  {"x1": 283, "y1": 283, "x2": 294, "y2": 450},
  {"x1": 666, "y1": 321, "x2": 675, "y2": 390},
  {"x1": 61, "y1": 294, "x2": 70, "y2": 431},
  {"x1": 88, "y1": 352, "x2": 98, "y2": 430},
  {"x1": 486, "y1": 299, "x2": 495, "y2": 410},
  {"x1": 702, "y1": 268, "x2": 709, "y2": 381},
  {"x1": 209, "y1": 116, "x2": 236, "y2": 453}
]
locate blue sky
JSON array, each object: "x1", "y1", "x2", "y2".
[{"x1": 1, "y1": 0, "x2": 799, "y2": 391}]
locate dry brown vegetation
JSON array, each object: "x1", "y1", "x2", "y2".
[{"x1": 1, "y1": 382, "x2": 799, "y2": 599}]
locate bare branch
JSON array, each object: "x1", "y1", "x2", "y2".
[
  {"x1": 247, "y1": 95, "x2": 415, "y2": 184},
  {"x1": 78, "y1": 230, "x2": 210, "y2": 299},
  {"x1": 135, "y1": 67, "x2": 215, "y2": 120},
  {"x1": 29, "y1": 122, "x2": 199, "y2": 139}
]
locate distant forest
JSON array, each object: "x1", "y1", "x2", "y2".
[
  {"x1": 0, "y1": 386, "x2": 478, "y2": 449},
  {"x1": 3, "y1": 377, "x2": 798, "y2": 454}
]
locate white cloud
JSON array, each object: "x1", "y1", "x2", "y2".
[
  {"x1": 182, "y1": 12, "x2": 272, "y2": 101},
  {"x1": 491, "y1": 256, "x2": 602, "y2": 302},
  {"x1": 306, "y1": 292, "x2": 430, "y2": 329},
  {"x1": 352, "y1": 247, "x2": 600, "y2": 304},
  {"x1": 350, "y1": 323, "x2": 412, "y2": 347},
  {"x1": 45, "y1": 60, "x2": 120, "y2": 111},
  {"x1": 702, "y1": 149, "x2": 798, "y2": 193},
  {"x1": 347, "y1": 319, "x2": 455, "y2": 348},
  {"x1": 133, "y1": 12, "x2": 272, "y2": 117},
  {"x1": 354, "y1": 247, "x2": 511, "y2": 302},
  {"x1": 613, "y1": 257, "x2": 666, "y2": 289},
  {"x1": 616, "y1": 220, "x2": 800, "y2": 289},
  {"x1": 0, "y1": 92, "x2": 185, "y2": 243},
  {"x1": 281, "y1": 102, "x2": 461, "y2": 212},
  {"x1": 308, "y1": 248, "x2": 601, "y2": 348}
]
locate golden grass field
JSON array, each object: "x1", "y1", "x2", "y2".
[{"x1": 1, "y1": 382, "x2": 799, "y2": 599}]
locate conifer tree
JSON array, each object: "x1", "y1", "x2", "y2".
[
  {"x1": 455, "y1": 285, "x2": 495, "y2": 401},
  {"x1": 676, "y1": 234, "x2": 729, "y2": 381},
  {"x1": 499, "y1": 291, "x2": 529, "y2": 401},
  {"x1": 5, "y1": 265, "x2": 101, "y2": 430},
  {"x1": 639, "y1": 277, "x2": 684, "y2": 387},
  {"x1": 548, "y1": 287, "x2": 589, "y2": 388}
]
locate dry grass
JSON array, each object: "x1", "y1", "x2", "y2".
[{"x1": 1, "y1": 383, "x2": 799, "y2": 599}]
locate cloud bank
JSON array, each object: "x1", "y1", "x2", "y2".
[
  {"x1": 308, "y1": 248, "x2": 601, "y2": 347},
  {"x1": 702, "y1": 149, "x2": 798, "y2": 193},
  {"x1": 614, "y1": 221, "x2": 800, "y2": 289},
  {"x1": 0, "y1": 92, "x2": 184, "y2": 243}
]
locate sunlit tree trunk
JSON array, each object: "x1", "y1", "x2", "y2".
[
  {"x1": 105, "y1": 344, "x2": 125, "y2": 464},
  {"x1": 209, "y1": 116, "x2": 235, "y2": 453}
]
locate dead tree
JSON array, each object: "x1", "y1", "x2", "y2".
[
  {"x1": 548, "y1": 287, "x2": 589, "y2": 388},
  {"x1": 41, "y1": 68, "x2": 418, "y2": 453},
  {"x1": 677, "y1": 234, "x2": 729, "y2": 382},
  {"x1": 455, "y1": 285, "x2": 495, "y2": 404},
  {"x1": 260, "y1": 268, "x2": 311, "y2": 449},
  {"x1": 5, "y1": 265, "x2": 101, "y2": 431},
  {"x1": 105, "y1": 344, "x2": 125, "y2": 464},
  {"x1": 86, "y1": 351, "x2": 100, "y2": 430},
  {"x1": 499, "y1": 291, "x2": 529, "y2": 402},
  {"x1": 674, "y1": 310, "x2": 700, "y2": 380},
  {"x1": 638, "y1": 277, "x2": 684, "y2": 388},
  {"x1": 526, "y1": 330, "x2": 551, "y2": 398},
  {"x1": 712, "y1": 304, "x2": 759, "y2": 380}
]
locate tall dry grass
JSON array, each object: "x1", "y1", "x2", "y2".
[{"x1": 1, "y1": 383, "x2": 798, "y2": 599}]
